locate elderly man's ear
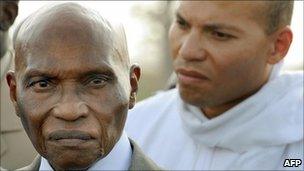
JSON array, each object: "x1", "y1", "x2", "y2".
[
  {"x1": 0, "y1": 1, "x2": 19, "y2": 31},
  {"x1": 129, "y1": 64, "x2": 141, "y2": 109},
  {"x1": 6, "y1": 70, "x2": 19, "y2": 117},
  {"x1": 267, "y1": 26, "x2": 293, "y2": 64}
]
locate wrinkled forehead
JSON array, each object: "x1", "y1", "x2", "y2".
[
  {"x1": 16, "y1": 4, "x2": 112, "y2": 55},
  {"x1": 14, "y1": 3, "x2": 129, "y2": 73}
]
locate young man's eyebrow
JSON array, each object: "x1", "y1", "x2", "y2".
[
  {"x1": 175, "y1": 11, "x2": 243, "y2": 34},
  {"x1": 175, "y1": 12, "x2": 186, "y2": 22},
  {"x1": 203, "y1": 23, "x2": 244, "y2": 34}
]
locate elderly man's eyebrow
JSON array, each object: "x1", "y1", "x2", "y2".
[
  {"x1": 22, "y1": 68, "x2": 116, "y2": 82},
  {"x1": 23, "y1": 69, "x2": 55, "y2": 83},
  {"x1": 78, "y1": 69, "x2": 116, "y2": 81}
]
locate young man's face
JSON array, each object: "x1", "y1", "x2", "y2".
[
  {"x1": 170, "y1": 1, "x2": 274, "y2": 112},
  {"x1": 8, "y1": 19, "x2": 134, "y2": 170}
]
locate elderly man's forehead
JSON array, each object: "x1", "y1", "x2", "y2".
[
  {"x1": 15, "y1": 3, "x2": 112, "y2": 46},
  {"x1": 14, "y1": 3, "x2": 130, "y2": 70}
]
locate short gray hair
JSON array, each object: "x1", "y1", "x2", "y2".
[{"x1": 263, "y1": 1, "x2": 294, "y2": 34}]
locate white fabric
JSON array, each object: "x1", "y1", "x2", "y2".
[
  {"x1": 126, "y1": 71, "x2": 303, "y2": 170},
  {"x1": 269, "y1": 59, "x2": 284, "y2": 81},
  {"x1": 39, "y1": 131, "x2": 132, "y2": 171}
]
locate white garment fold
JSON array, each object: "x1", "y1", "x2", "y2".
[
  {"x1": 269, "y1": 59, "x2": 284, "y2": 80},
  {"x1": 126, "y1": 71, "x2": 303, "y2": 170},
  {"x1": 180, "y1": 72, "x2": 303, "y2": 152}
]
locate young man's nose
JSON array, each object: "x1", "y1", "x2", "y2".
[{"x1": 178, "y1": 30, "x2": 207, "y2": 61}]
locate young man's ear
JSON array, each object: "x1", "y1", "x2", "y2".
[
  {"x1": 6, "y1": 70, "x2": 19, "y2": 117},
  {"x1": 267, "y1": 26, "x2": 293, "y2": 64},
  {"x1": 129, "y1": 64, "x2": 141, "y2": 109}
]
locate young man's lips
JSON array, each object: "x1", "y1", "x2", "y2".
[{"x1": 176, "y1": 68, "x2": 209, "y2": 83}]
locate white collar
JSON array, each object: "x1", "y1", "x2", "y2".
[
  {"x1": 179, "y1": 72, "x2": 303, "y2": 152},
  {"x1": 39, "y1": 131, "x2": 132, "y2": 170}
]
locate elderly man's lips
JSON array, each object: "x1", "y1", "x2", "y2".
[{"x1": 48, "y1": 130, "x2": 92, "y2": 141}]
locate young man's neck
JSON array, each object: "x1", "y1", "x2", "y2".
[
  {"x1": 201, "y1": 66, "x2": 272, "y2": 119},
  {"x1": 201, "y1": 97, "x2": 246, "y2": 119}
]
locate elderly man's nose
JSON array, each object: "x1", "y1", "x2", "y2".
[
  {"x1": 179, "y1": 31, "x2": 206, "y2": 61},
  {"x1": 53, "y1": 97, "x2": 89, "y2": 121}
]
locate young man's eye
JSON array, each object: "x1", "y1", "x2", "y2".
[
  {"x1": 211, "y1": 31, "x2": 234, "y2": 40},
  {"x1": 176, "y1": 18, "x2": 189, "y2": 30}
]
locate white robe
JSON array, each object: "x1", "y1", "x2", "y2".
[{"x1": 126, "y1": 71, "x2": 303, "y2": 170}]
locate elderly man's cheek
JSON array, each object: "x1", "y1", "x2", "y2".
[
  {"x1": 15, "y1": 101, "x2": 45, "y2": 153},
  {"x1": 91, "y1": 100, "x2": 129, "y2": 152},
  {"x1": 16, "y1": 96, "x2": 45, "y2": 124},
  {"x1": 19, "y1": 90, "x2": 57, "y2": 113}
]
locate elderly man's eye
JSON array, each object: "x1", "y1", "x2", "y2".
[
  {"x1": 91, "y1": 79, "x2": 104, "y2": 84},
  {"x1": 88, "y1": 78, "x2": 107, "y2": 88},
  {"x1": 38, "y1": 81, "x2": 48, "y2": 87},
  {"x1": 29, "y1": 79, "x2": 53, "y2": 91}
]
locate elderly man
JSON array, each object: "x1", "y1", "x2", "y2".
[
  {"x1": 1, "y1": 0, "x2": 37, "y2": 169},
  {"x1": 126, "y1": 1, "x2": 303, "y2": 170},
  {"x1": 6, "y1": 3, "x2": 161, "y2": 170}
]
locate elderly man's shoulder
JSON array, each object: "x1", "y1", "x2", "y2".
[
  {"x1": 129, "y1": 139, "x2": 164, "y2": 170},
  {"x1": 15, "y1": 156, "x2": 40, "y2": 171},
  {"x1": 15, "y1": 140, "x2": 163, "y2": 171}
]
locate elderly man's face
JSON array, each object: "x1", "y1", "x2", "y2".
[
  {"x1": 7, "y1": 15, "x2": 137, "y2": 170},
  {"x1": 170, "y1": 2, "x2": 277, "y2": 114}
]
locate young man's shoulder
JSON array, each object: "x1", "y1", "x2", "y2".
[
  {"x1": 132, "y1": 88, "x2": 179, "y2": 113},
  {"x1": 126, "y1": 88, "x2": 180, "y2": 132}
]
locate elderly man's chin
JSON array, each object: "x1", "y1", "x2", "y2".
[{"x1": 45, "y1": 142, "x2": 102, "y2": 170}]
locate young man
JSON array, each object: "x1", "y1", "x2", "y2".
[{"x1": 126, "y1": 1, "x2": 303, "y2": 170}]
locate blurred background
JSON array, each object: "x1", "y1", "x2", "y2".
[{"x1": 10, "y1": 1, "x2": 304, "y2": 101}]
